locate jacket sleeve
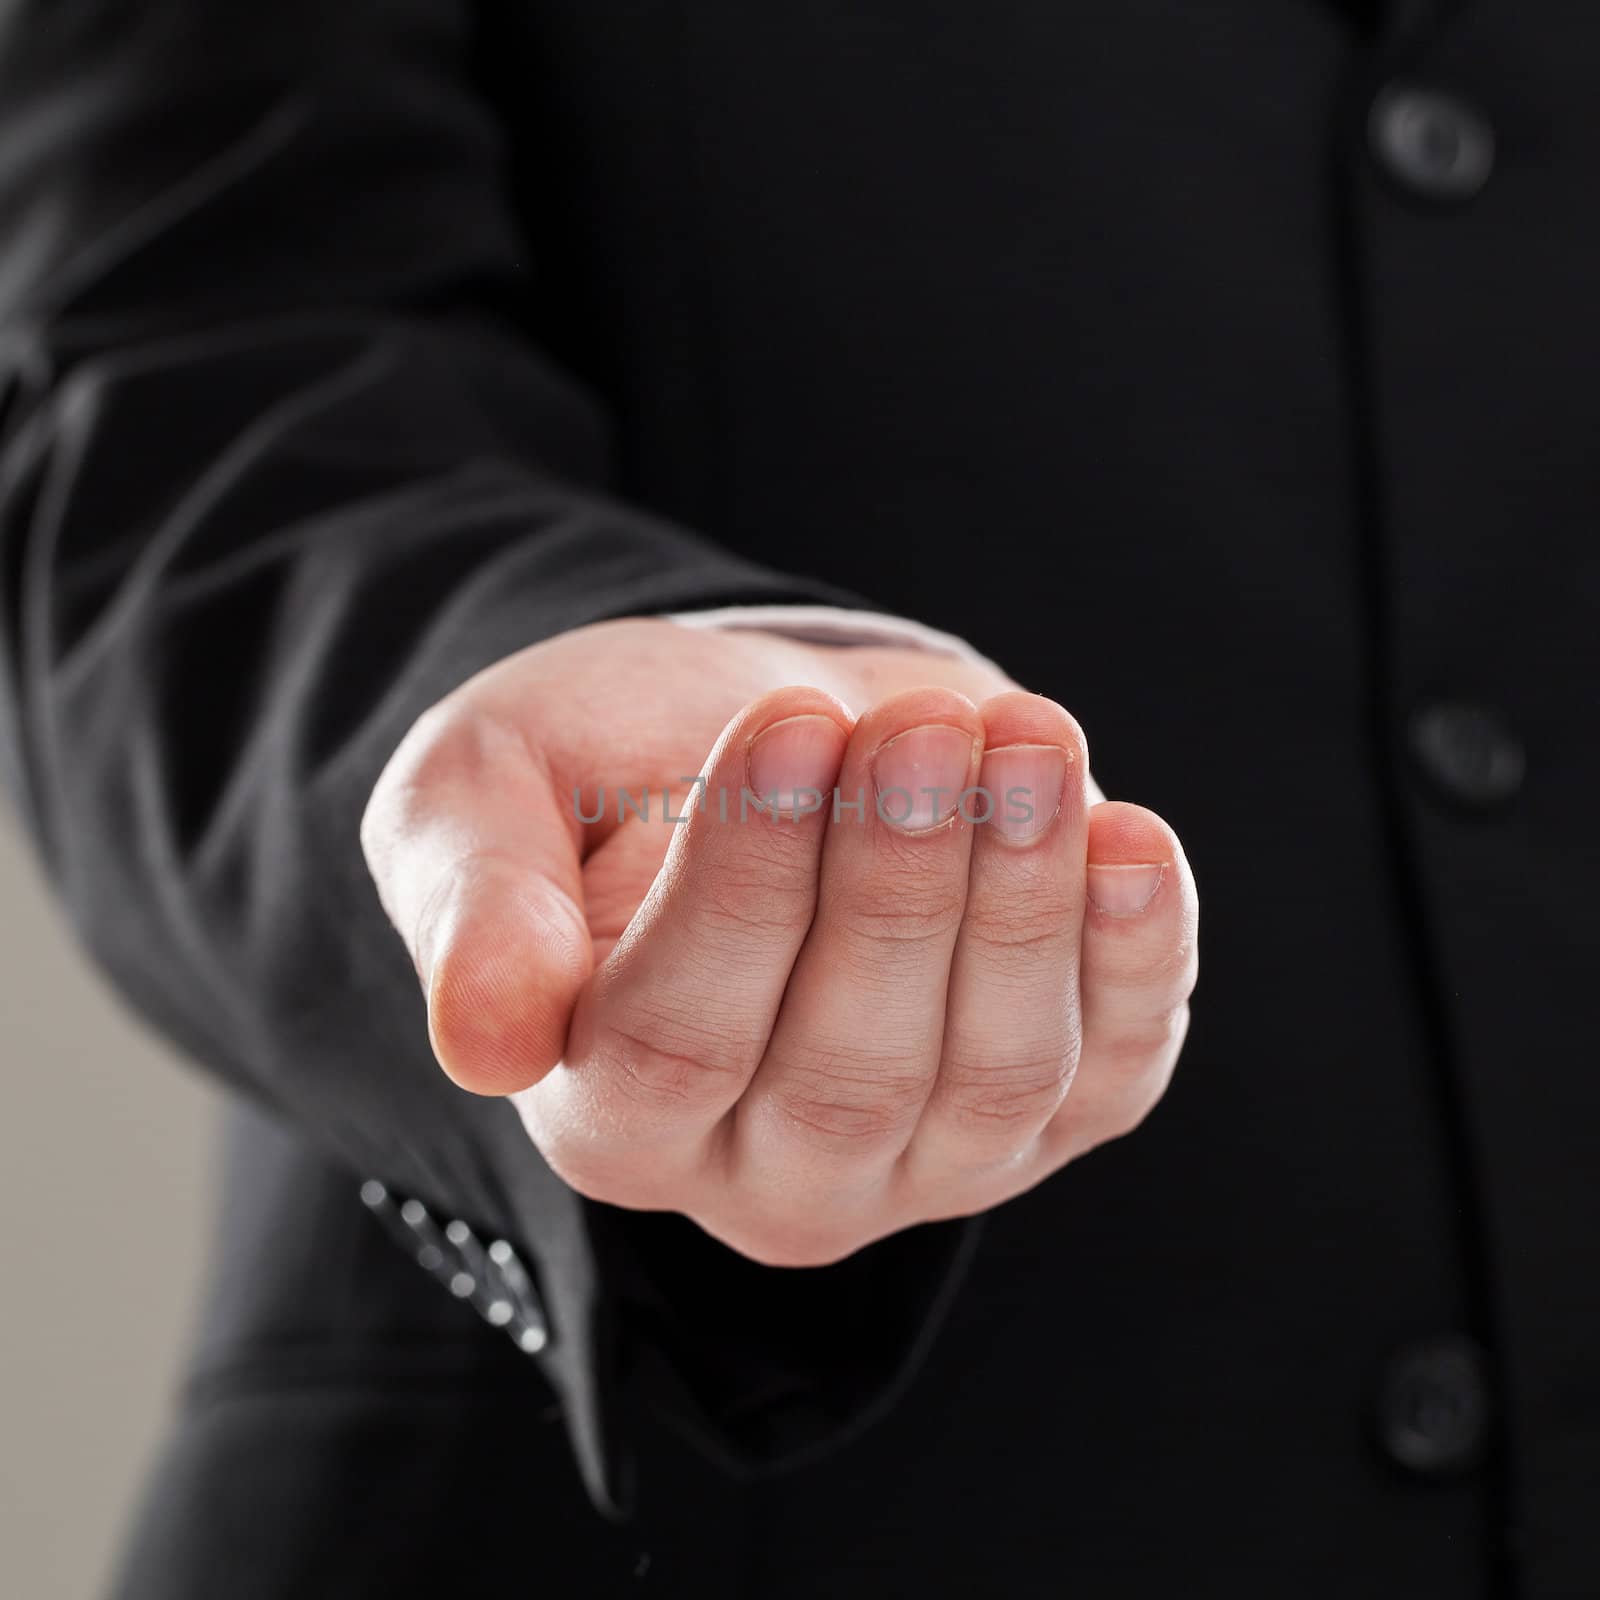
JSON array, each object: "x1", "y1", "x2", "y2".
[{"x1": 0, "y1": 0, "x2": 978, "y2": 1514}]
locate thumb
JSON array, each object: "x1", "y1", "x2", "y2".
[{"x1": 361, "y1": 701, "x2": 593, "y2": 1095}]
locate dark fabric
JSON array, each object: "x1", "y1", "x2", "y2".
[
  {"x1": 0, "y1": 0, "x2": 1593, "y2": 1596},
  {"x1": 0, "y1": 0, "x2": 976, "y2": 1527}
]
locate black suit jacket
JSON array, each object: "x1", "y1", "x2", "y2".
[{"x1": 1, "y1": 2, "x2": 1594, "y2": 1596}]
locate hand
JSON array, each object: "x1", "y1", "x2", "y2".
[{"x1": 361, "y1": 618, "x2": 1198, "y2": 1264}]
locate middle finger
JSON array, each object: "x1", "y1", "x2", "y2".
[{"x1": 735, "y1": 688, "x2": 983, "y2": 1190}]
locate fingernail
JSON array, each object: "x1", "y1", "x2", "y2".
[
  {"x1": 747, "y1": 715, "x2": 847, "y2": 817},
  {"x1": 980, "y1": 744, "x2": 1069, "y2": 842},
  {"x1": 871, "y1": 724, "x2": 978, "y2": 832},
  {"x1": 1087, "y1": 862, "x2": 1167, "y2": 917}
]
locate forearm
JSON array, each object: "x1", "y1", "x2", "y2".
[{"x1": 0, "y1": 0, "x2": 876, "y2": 1511}]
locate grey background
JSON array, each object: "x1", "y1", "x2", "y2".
[{"x1": 0, "y1": 816, "x2": 215, "y2": 1599}]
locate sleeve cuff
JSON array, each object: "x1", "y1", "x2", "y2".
[{"x1": 666, "y1": 603, "x2": 1006, "y2": 678}]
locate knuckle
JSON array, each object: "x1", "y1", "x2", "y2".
[
  {"x1": 736, "y1": 808, "x2": 825, "y2": 869},
  {"x1": 767, "y1": 1047, "x2": 931, "y2": 1148},
  {"x1": 1095, "y1": 926, "x2": 1197, "y2": 993},
  {"x1": 694, "y1": 864, "x2": 816, "y2": 943},
  {"x1": 364, "y1": 702, "x2": 525, "y2": 865},
  {"x1": 394, "y1": 699, "x2": 521, "y2": 799},
  {"x1": 1156, "y1": 930, "x2": 1200, "y2": 991},
  {"x1": 596, "y1": 1010, "x2": 753, "y2": 1111},
  {"x1": 959, "y1": 894, "x2": 1077, "y2": 963},
  {"x1": 823, "y1": 869, "x2": 967, "y2": 949},
  {"x1": 1173, "y1": 938, "x2": 1201, "y2": 996},
  {"x1": 939, "y1": 1043, "x2": 1079, "y2": 1135},
  {"x1": 1096, "y1": 1003, "x2": 1190, "y2": 1078}
]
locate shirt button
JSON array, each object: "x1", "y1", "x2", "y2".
[
  {"x1": 1377, "y1": 1336, "x2": 1492, "y2": 1477},
  {"x1": 1369, "y1": 83, "x2": 1495, "y2": 201},
  {"x1": 1409, "y1": 700, "x2": 1526, "y2": 810}
]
